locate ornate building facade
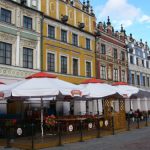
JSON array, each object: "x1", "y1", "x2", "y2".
[
  {"x1": 96, "y1": 17, "x2": 128, "y2": 84},
  {"x1": 126, "y1": 34, "x2": 150, "y2": 90},
  {"x1": 41, "y1": 0, "x2": 96, "y2": 84},
  {"x1": 0, "y1": 0, "x2": 42, "y2": 84}
]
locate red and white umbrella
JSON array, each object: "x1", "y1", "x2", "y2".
[
  {"x1": 80, "y1": 78, "x2": 117, "y2": 98},
  {"x1": 12, "y1": 72, "x2": 88, "y2": 97},
  {"x1": 112, "y1": 82, "x2": 139, "y2": 98},
  {"x1": 10, "y1": 72, "x2": 88, "y2": 136},
  {"x1": 0, "y1": 81, "x2": 24, "y2": 98}
]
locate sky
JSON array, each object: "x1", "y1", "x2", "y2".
[{"x1": 90, "y1": 0, "x2": 150, "y2": 44}]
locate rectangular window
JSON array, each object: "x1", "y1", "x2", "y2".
[
  {"x1": 72, "y1": 33, "x2": 78, "y2": 46},
  {"x1": 113, "y1": 48, "x2": 118, "y2": 59},
  {"x1": 0, "y1": 42, "x2": 12, "y2": 65},
  {"x1": 131, "y1": 74, "x2": 135, "y2": 85},
  {"x1": 1, "y1": 8, "x2": 11, "y2": 23},
  {"x1": 136, "y1": 57, "x2": 139, "y2": 65},
  {"x1": 23, "y1": 48, "x2": 33, "y2": 69},
  {"x1": 61, "y1": 30, "x2": 67, "y2": 43},
  {"x1": 61, "y1": 56, "x2": 67, "y2": 74},
  {"x1": 86, "y1": 38, "x2": 91, "y2": 50},
  {"x1": 23, "y1": 16, "x2": 32, "y2": 30},
  {"x1": 100, "y1": 65, "x2": 106, "y2": 79},
  {"x1": 48, "y1": 25, "x2": 55, "y2": 39},
  {"x1": 47, "y1": 53, "x2": 55, "y2": 72},
  {"x1": 121, "y1": 70, "x2": 125, "y2": 82},
  {"x1": 142, "y1": 60, "x2": 144, "y2": 67},
  {"x1": 101, "y1": 44, "x2": 106, "y2": 54},
  {"x1": 73, "y1": 58, "x2": 78, "y2": 76},
  {"x1": 114, "y1": 69, "x2": 118, "y2": 81},
  {"x1": 147, "y1": 77, "x2": 150, "y2": 87},
  {"x1": 121, "y1": 51, "x2": 125, "y2": 61},
  {"x1": 130, "y1": 55, "x2": 133, "y2": 64},
  {"x1": 146, "y1": 61, "x2": 149, "y2": 68},
  {"x1": 143, "y1": 76, "x2": 146, "y2": 86},
  {"x1": 86, "y1": 61, "x2": 91, "y2": 77},
  {"x1": 137, "y1": 75, "x2": 140, "y2": 85}
]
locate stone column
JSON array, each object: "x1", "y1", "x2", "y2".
[
  {"x1": 16, "y1": 32, "x2": 20, "y2": 66},
  {"x1": 36, "y1": 37, "x2": 41, "y2": 70}
]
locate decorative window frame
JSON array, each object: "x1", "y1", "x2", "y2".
[
  {"x1": 59, "y1": 53, "x2": 69, "y2": 74},
  {"x1": 72, "y1": 57, "x2": 80, "y2": 76},
  {"x1": 85, "y1": 60, "x2": 93, "y2": 77},
  {"x1": 46, "y1": 50, "x2": 57, "y2": 72}
]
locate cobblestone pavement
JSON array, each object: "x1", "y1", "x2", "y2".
[{"x1": 41, "y1": 127, "x2": 150, "y2": 150}]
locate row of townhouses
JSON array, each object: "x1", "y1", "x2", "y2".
[{"x1": 0, "y1": 0, "x2": 150, "y2": 91}]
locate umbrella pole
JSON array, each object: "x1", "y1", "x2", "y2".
[
  {"x1": 97, "y1": 99, "x2": 99, "y2": 115},
  {"x1": 41, "y1": 98, "x2": 44, "y2": 137}
]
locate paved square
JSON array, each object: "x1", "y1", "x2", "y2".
[{"x1": 41, "y1": 127, "x2": 150, "y2": 150}]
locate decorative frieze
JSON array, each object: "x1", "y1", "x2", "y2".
[
  {"x1": 20, "y1": 39, "x2": 37, "y2": 49},
  {"x1": 0, "y1": 66, "x2": 38, "y2": 79},
  {"x1": 0, "y1": 32, "x2": 16, "y2": 44}
]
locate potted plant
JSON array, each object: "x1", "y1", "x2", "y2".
[{"x1": 45, "y1": 115, "x2": 57, "y2": 135}]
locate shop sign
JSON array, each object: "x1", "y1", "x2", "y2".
[
  {"x1": 71, "y1": 90, "x2": 82, "y2": 97},
  {"x1": 123, "y1": 94, "x2": 128, "y2": 98},
  {"x1": 68, "y1": 125, "x2": 73, "y2": 132}
]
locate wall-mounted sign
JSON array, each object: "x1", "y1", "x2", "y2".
[
  {"x1": 105, "y1": 120, "x2": 109, "y2": 127},
  {"x1": 71, "y1": 90, "x2": 82, "y2": 97},
  {"x1": 17, "y1": 128, "x2": 22, "y2": 136},
  {"x1": 68, "y1": 125, "x2": 73, "y2": 132},
  {"x1": 122, "y1": 94, "x2": 128, "y2": 98},
  {"x1": 99, "y1": 121, "x2": 103, "y2": 127},
  {"x1": 88, "y1": 123, "x2": 93, "y2": 129}
]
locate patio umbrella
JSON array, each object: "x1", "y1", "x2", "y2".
[
  {"x1": 112, "y1": 82, "x2": 139, "y2": 98},
  {"x1": 0, "y1": 82, "x2": 6, "y2": 99},
  {"x1": 0, "y1": 81, "x2": 24, "y2": 98},
  {"x1": 130, "y1": 89, "x2": 150, "y2": 99},
  {"x1": 79, "y1": 78, "x2": 119, "y2": 115},
  {"x1": 130, "y1": 89, "x2": 150, "y2": 111},
  {"x1": 112, "y1": 82, "x2": 139, "y2": 111},
  {"x1": 0, "y1": 81, "x2": 5, "y2": 85},
  {"x1": 80, "y1": 78, "x2": 117, "y2": 98},
  {"x1": 11, "y1": 72, "x2": 88, "y2": 136}
]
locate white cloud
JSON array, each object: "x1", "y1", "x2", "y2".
[
  {"x1": 139, "y1": 15, "x2": 150, "y2": 23},
  {"x1": 95, "y1": 0, "x2": 141, "y2": 28}
]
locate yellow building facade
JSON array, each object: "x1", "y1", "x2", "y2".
[{"x1": 41, "y1": 0, "x2": 96, "y2": 84}]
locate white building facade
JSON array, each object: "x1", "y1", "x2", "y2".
[{"x1": 0, "y1": 0, "x2": 42, "y2": 84}]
